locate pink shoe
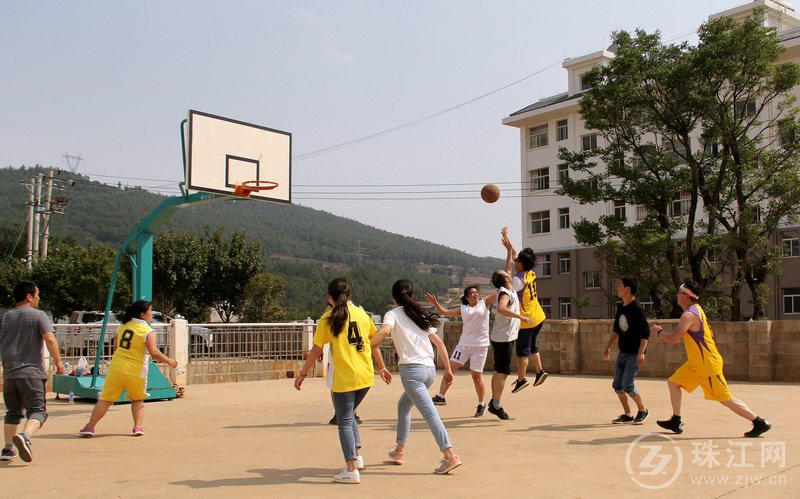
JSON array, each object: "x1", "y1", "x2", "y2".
[
  {"x1": 132, "y1": 427, "x2": 145, "y2": 436},
  {"x1": 79, "y1": 425, "x2": 95, "y2": 437},
  {"x1": 388, "y1": 450, "x2": 404, "y2": 465},
  {"x1": 434, "y1": 454, "x2": 462, "y2": 474}
]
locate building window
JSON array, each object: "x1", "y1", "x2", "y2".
[
  {"x1": 580, "y1": 73, "x2": 592, "y2": 91},
  {"x1": 558, "y1": 207, "x2": 570, "y2": 229},
  {"x1": 613, "y1": 200, "x2": 626, "y2": 221},
  {"x1": 706, "y1": 245, "x2": 721, "y2": 263},
  {"x1": 559, "y1": 297, "x2": 572, "y2": 318},
  {"x1": 557, "y1": 163, "x2": 569, "y2": 185},
  {"x1": 540, "y1": 297, "x2": 552, "y2": 317},
  {"x1": 529, "y1": 124, "x2": 549, "y2": 149},
  {"x1": 584, "y1": 271, "x2": 601, "y2": 289},
  {"x1": 784, "y1": 288, "x2": 800, "y2": 314},
  {"x1": 734, "y1": 99, "x2": 757, "y2": 117},
  {"x1": 671, "y1": 191, "x2": 691, "y2": 218},
  {"x1": 537, "y1": 254, "x2": 552, "y2": 277},
  {"x1": 530, "y1": 210, "x2": 551, "y2": 234},
  {"x1": 558, "y1": 252, "x2": 571, "y2": 274},
  {"x1": 529, "y1": 167, "x2": 550, "y2": 191},
  {"x1": 779, "y1": 119, "x2": 795, "y2": 148},
  {"x1": 703, "y1": 142, "x2": 720, "y2": 157},
  {"x1": 636, "y1": 205, "x2": 649, "y2": 222},
  {"x1": 783, "y1": 237, "x2": 800, "y2": 257},
  {"x1": 581, "y1": 134, "x2": 598, "y2": 152},
  {"x1": 556, "y1": 119, "x2": 568, "y2": 141}
]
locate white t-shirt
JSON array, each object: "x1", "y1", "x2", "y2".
[
  {"x1": 491, "y1": 287, "x2": 520, "y2": 343},
  {"x1": 382, "y1": 306, "x2": 436, "y2": 367},
  {"x1": 459, "y1": 299, "x2": 490, "y2": 347}
]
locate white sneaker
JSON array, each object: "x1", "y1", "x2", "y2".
[
  {"x1": 334, "y1": 468, "x2": 360, "y2": 484},
  {"x1": 355, "y1": 455, "x2": 365, "y2": 470}
]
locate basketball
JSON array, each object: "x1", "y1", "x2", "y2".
[{"x1": 481, "y1": 184, "x2": 500, "y2": 203}]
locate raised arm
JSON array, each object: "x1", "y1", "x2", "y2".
[
  {"x1": 424, "y1": 292, "x2": 461, "y2": 317},
  {"x1": 501, "y1": 226, "x2": 517, "y2": 274}
]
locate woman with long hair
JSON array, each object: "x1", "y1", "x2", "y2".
[
  {"x1": 371, "y1": 279, "x2": 462, "y2": 475},
  {"x1": 295, "y1": 277, "x2": 390, "y2": 484},
  {"x1": 424, "y1": 285, "x2": 497, "y2": 417},
  {"x1": 78, "y1": 300, "x2": 178, "y2": 437}
]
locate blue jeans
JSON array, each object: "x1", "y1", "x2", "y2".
[
  {"x1": 397, "y1": 364, "x2": 451, "y2": 451},
  {"x1": 612, "y1": 353, "x2": 639, "y2": 396},
  {"x1": 332, "y1": 387, "x2": 370, "y2": 461}
]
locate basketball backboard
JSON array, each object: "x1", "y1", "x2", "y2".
[{"x1": 186, "y1": 110, "x2": 291, "y2": 203}]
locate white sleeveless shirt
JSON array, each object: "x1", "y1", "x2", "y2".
[
  {"x1": 491, "y1": 287, "x2": 520, "y2": 343},
  {"x1": 459, "y1": 299, "x2": 490, "y2": 347}
]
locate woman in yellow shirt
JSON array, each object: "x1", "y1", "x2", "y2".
[
  {"x1": 78, "y1": 300, "x2": 177, "y2": 437},
  {"x1": 295, "y1": 278, "x2": 390, "y2": 484}
]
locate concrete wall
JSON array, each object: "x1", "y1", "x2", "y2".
[{"x1": 441, "y1": 319, "x2": 800, "y2": 382}]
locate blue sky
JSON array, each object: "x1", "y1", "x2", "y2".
[{"x1": 1, "y1": 0, "x2": 746, "y2": 257}]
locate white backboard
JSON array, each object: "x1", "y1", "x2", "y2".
[{"x1": 186, "y1": 110, "x2": 291, "y2": 203}]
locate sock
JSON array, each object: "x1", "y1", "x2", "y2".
[
  {"x1": 436, "y1": 393, "x2": 444, "y2": 398},
  {"x1": 490, "y1": 399, "x2": 501, "y2": 409}
]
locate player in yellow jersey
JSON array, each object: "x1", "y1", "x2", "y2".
[
  {"x1": 502, "y1": 227, "x2": 548, "y2": 393},
  {"x1": 78, "y1": 301, "x2": 178, "y2": 437},
  {"x1": 651, "y1": 281, "x2": 771, "y2": 438},
  {"x1": 295, "y1": 278, "x2": 390, "y2": 484}
]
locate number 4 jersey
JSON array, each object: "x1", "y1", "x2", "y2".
[
  {"x1": 313, "y1": 303, "x2": 377, "y2": 393},
  {"x1": 111, "y1": 318, "x2": 153, "y2": 379}
]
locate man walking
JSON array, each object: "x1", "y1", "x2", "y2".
[
  {"x1": 652, "y1": 281, "x2": 771, "y2": 437},
  {"x1": 0, "y1": 281, "x2": 64, "y2": 462},
  {"x1": 603, "y1": 276, "x2": 649, "y2": 425}
]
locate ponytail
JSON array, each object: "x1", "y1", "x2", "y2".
[
  {"x1": 123, "y1": 300, "x2": 151, "y2": 323},
  {"x1": 392, "y1": 279, "x2": 440, "y2": 331},
  {"x1": 326, "y1": 277, "x2": 351, "y2": 337}
]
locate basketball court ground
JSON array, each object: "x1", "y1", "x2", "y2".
[{"x1": 2, "y1": 373, "x2": 797, "y2": 498}]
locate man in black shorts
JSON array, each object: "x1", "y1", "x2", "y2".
[{"x1": 1, "y1": 281, "x2": 64, "y2": 463}]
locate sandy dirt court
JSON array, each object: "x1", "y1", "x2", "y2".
[{"x1": 1, "y1": 372, "x2": 797, "y2": 498}]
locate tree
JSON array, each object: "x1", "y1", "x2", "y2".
[
  {"x1": 152, "y1": 231, "x2": 209, "y2": 322},
  {"x1": 30, "y1": 239, "x2": 131, "y2": 319},
  {"x1": 559, "y1": 8, "x2": 800, "y2": 319},
  {"x1": 200, "y1": 228, "x2": 264, "y2": 322},
  {"x1": 239, "y1": 273, "x2": 287, "y2": 322},
  {"x1": 0, "y1": 259, "x2": 29, "y2": 308}
]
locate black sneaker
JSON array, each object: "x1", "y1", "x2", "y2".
[
  {"x1": 533, "y1": 370, "x2": 548, "y2": 386},
  {"x1": 329, "y1": 415, "x2": 337, "y2": 425},
  {"x1": 656, "y1": 417, "x2": 684, "y2": 434},
  {"x1": 474, "y1": 403, "x2": 486, "y2": 417},
  {"x1": 355, "y1": 414, "x2": 362, "y2": 425},
  {"x1": 744, "y1": 418, "x2": 771, "y2": 438},
  {"x1": 510, "y1": 378, "x2": 529, "y2": 393},
  {"x1": 487, "y1": 403, "x2": 509, "y2": 420},
  {"x1": 432, "y1": 395, "x2": 447, "y2": 406},
  {"x1": 1, "y1": 447, "x2": 17, "y2": 461},
  {"x1": 633, "y1": 409, "x2": 649, "y2": 425},
  {"x1": 12, "y1": 433, "x2": 32, "y2": 463},
  {"x1": 612, "y1": 414, "x2": 635, "y2": 424}
]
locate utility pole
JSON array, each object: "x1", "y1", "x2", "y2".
[
  {"x1": 40, "y1": 167, "x2": 55, "y2": 259},
  {"x1": 31, "y1": 175, "x2": 43, "y2": 264},
  {"x1": 24, "y1": 179, "x2": 35, "y2": 269}
]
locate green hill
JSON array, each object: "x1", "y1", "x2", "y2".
[{"x1": 1, "y1": 166, "x2": 502, "y2": 317}]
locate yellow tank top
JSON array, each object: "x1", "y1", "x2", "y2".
[
  {"x1": 110, "y1": 318, "x2": 152, "y2": 379},
  {"x1": 313, "y1": 302, "x2": 377, "y2": 393},
  {"x1": 518, "y1": 269, "x2": 546, "y2": 328},
  {"x1": 683, "y1": 304, "x2": 723, "y2": 374}
]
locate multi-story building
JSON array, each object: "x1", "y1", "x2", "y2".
[{"x1": 502, "y1": 0, "x2": 800, "y2": 320}]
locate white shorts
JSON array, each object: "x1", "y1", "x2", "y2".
[{"x1": 450, "y1": 344, "x2": 489, "y2": 372}]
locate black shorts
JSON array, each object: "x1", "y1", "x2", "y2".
[
  {"x1": 2, "y1": 378, "x2": 48, "y2": 425},
  {"x1": 516, "y1": 322, "x2": 544, "y2": 357},
  {"x1": 491, "y1": 340, "x2": 514, "y2": 375}
]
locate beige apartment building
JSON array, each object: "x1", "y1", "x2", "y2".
[{"x1": 502, "y1": 0, "x2": 800, "y2": 320}]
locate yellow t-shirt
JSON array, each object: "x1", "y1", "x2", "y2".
[
  {"x1": 516, "y1": 269, "x2": 546, "y2": 328},
  {"x1": 682, "y1": 304, "x2": 724, "y2": 374},
  {"x1": 313, "y1": 302, "x2": 377, "y2": 393},
  {"x1": 109, "y1": 318, "x2": 152, "y2": 379}
]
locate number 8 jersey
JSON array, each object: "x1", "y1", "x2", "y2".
[{"x1": 110, "y1": 318, "x2": 153, "y2": 379}]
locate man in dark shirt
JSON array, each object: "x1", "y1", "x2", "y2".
[
  {"x1": 603, "y1": 276, "x2": 650, "y2": 425},
  {"x1": 0, "y1": 281, "x2": 64, "y2": 463}
]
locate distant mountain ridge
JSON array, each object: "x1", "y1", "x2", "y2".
[{"x1": 0, "y1": 166, "x2": 501, "y2": 316}]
